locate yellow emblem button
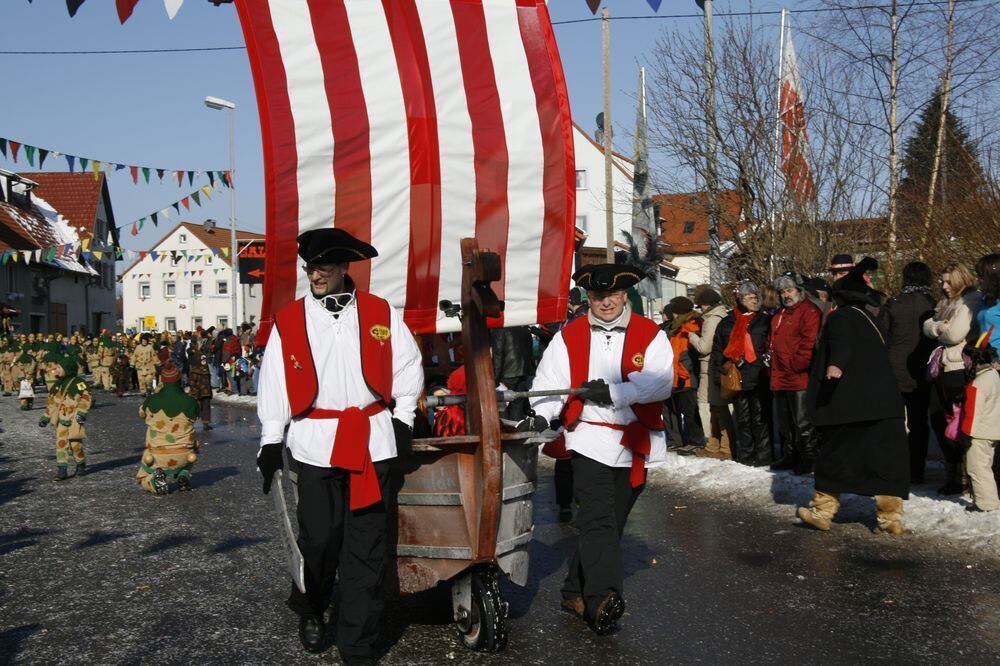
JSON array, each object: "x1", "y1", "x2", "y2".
[
  {"x1": 370, "y1": 324, "x2": 391, "y2": 342},
  {"x1": 631, "y1": 353, "x2": 644, "y2": 368}
]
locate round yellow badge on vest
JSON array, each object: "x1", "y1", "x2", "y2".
[
  {"x1": 370, "y1": 325, "x2": 391, "y2": 342},
  {"x1": 632, "y1": 353, "x2": 645, "y2": 368}
]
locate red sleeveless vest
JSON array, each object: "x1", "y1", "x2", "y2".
[
  {"x1": 559, "y1": 313, "x2": 664, "y2": 430},
  {"x1": 272, "y1": 292, "x2": 394, "y2": 418}
]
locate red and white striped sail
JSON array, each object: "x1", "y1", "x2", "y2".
[
  {"x1": 778, "y1": 25, "x2": 815, "y2": 203},
  {"x1": 235, "y1": 0, "x2": 576, "y2": 337}
]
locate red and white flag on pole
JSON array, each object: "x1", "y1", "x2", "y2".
[
  {"x1": 778, "y1": 25, "x2": 816, "y2": 203},
  {"x1": 235, "y1": 0, "x2": 577, "y2": 338}
]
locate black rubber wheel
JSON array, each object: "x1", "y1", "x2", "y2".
[{"x1": 457, "y1": 566, "x2": 508, "y2": 652}]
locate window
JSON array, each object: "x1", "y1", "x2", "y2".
[
  {"x1": 205, "y1": 255, "x2": 213, "y2": 265},
  {"x1": 683, "y1": 221, "x2": 696, "y2": 234},
  {"x1": 218, "y1": 316, "x2": 229, "y2": 329},
  {"x1": 248, "y1": 284, "x2": 257, "y2": 297},
  {"x1": 575, "y1": 169, "x2": 587, "y2": 189},
  {"x1": 5, "y1": 263, "x2": 18, "y2": 291},
  {"x1": 164, "y1": 281, "x2": 176, "y2": 298},
  {"x1": 139, "y1": 282, "x2": 151, "y2": 298},
  {"x1": 165, "y1": 317, "x2": 177, "y2": 332},
  {"x1": 217, "y1": 280, "x2": 229, "y2": 295},
  {"x1": 193, "y1": 317, "x2": 203, "y2": 329},
  {"x1": 191, "y1": 282, "x2": 203, "y2": 298},
  {"x1": 179, "y1": 233, "x2": 187, "y2": 243},
  {"x1": 575, "y1": 215, "x2": 588, "y2": 233}
]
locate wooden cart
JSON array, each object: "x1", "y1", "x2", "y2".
[{"x1": 394, "y1": 238, "x2": 550, "y2": 651}]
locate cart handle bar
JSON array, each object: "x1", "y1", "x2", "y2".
[{"x1": 425, "y1": 387, "x2": 586, "y2": 408}]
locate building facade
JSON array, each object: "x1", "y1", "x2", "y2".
[
  {"x1": 120, "y1": 221, "x2": 265, "y2": 333},
  {"x1": 0, "y1": 170, "x2": 119, "y2": 334}
]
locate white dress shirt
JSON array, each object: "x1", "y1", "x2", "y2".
[
  {"x1": 257, "y1": 294, "x2": 424, "y2": 466},
  {"x1": 530, "y1": 322, "x2": 674, "y2": 468}
]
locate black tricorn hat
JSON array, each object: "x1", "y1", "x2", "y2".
[
  {"x1": 297, "y1": 228, "x2": 378, "y2": 265},
  {"x1": 831, "y1": 256, "x2": 878, "y2": 294},
  {"x1": 572, "y1": 263, "x2": 644, "y2": 292}
]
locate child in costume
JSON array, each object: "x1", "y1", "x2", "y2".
[
  {"x1": 961, "y1": 337, "x2": 1000, "y2": 512},
  {"x1": 186, "y1": 349, "x2": 214, "y2": 430},
  {"x1": 40, "y1": 354, "x2": 92, "y2": 481},
  {"x1": 15, "y1": 350, "x2": 36, "y2": 410},
  {"x1": 136, "y1": 357, "x2": 200, "y2": 495}
]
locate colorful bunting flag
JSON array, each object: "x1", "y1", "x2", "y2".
[
  {"x1": 9, "y1": 141, "x2": 21, "y2": 163},
  {"x1": 25, "y1": 145, "x2": 36, "y2": 167}
]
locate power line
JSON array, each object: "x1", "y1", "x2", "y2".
[
  {"x1": 551, "y1": 0, "x2": 994, "y2": 26},
  {"x1": 0, "y1": 46, "x2": 246, "y2": 55},
  {"x1": 0, "y1": 0, "x2": 991, "y2": 54}
]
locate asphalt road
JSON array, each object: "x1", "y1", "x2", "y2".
[{"x1": 1, "y1": 393, "x2": 998, "y2": 664}]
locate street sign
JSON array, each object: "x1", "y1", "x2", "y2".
[{"x1": 240, "y1": 257, "x2": 265, "y2": 284}]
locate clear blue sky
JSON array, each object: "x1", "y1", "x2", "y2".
[{"x1": 0, "y1": 0, "x2": 780, "y2": 253}]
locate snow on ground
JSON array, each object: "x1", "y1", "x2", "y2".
[
  {"x1": 650, "y1": 452, "x2": 1000, "y2": 554},
  {"x1": 206, "y1": 390, "x2": 1000, "y2": 553}
]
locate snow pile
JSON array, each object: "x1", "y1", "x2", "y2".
[
  {"x1": 212, "y1": 392, "x2": 258, "y2": 408},
  {"x1": 30, "y1": 193, "x2": 98, "y2": 275},
  {"x1": 651, "y1": 452, "x2": 1000, "y2": 551}
]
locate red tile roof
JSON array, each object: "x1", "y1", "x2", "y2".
[
  {"x1": 0, "y1": 201, "x2": 59, "y2": 252},
  {"x1": 28, "y1": 172, "x2": 107, "y2": 238},
  {"x1": 654, "y1": 189, "x2": 745, "y2": 255}
]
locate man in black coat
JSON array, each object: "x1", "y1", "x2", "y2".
[
  {"x1": 878, "y1": 262, "x2": 937, "y2": 483},
  {"x1": 800, "y1": 258, "x2": 909, "y2": 534}
]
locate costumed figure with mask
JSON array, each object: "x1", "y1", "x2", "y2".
[
  {"x1": 136, "y1": 355, "x2": 200, "y2": 495},
  {"x1": 40, "y1": 353, "x2": 92, "y2": 481}
]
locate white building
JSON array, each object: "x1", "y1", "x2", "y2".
[
  {"x1": 655, "y1": 189, "x2": 743, "y2": 291},
  {"x1": 572, "y1": 122, "x2": 636, "y2": 257},
  {"x1": 120, "y1": 221, "x2": 265, "y2": 333}
]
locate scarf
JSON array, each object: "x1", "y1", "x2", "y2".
[
  {"x1": 723, "y1": 311, "x2": 758, "y2": 364},
  {"x1": 902, "y1": 285, "x2": 933, "y2": 297},
  {"x1": 588, "y1": 305, "x2": 632, "y2": 332},
  {"x1": 668, "y1": 311, "x2": 697, "y2": 338}
]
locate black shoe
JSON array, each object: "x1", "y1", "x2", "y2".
[
  {"x1": 342, "y1": 655, "x2": 376, "y2": 666},
  {"x1": 966, "y1": 504, "x2": 988, "y2": 513},
  {"x1": 53, "y1": 467, "x2": 69, "y2": 482},
  {"x1": 75, "y1": 462, "x2": 86, "y2": 477},
  {"x1": 152, "y1": 469, "x2": 169, "y2": 496},
  {"x1": 770, "y1": 454, "x2": 797, "y2": 471},
  {"x1": 298, "y1": 615, "x2": 325, "y2": 653},
  {"x1": 937, "y1": 481, "x2": 963, "y2": 495},
  {"x1": 589, "y1": 592, "x2": 625, "y2": 635},
  {"x1": 176, "y1": 474, "x2": 192, "y2": 492}
]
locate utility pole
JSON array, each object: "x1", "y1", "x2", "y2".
[
  {"x1": 603, "y1": 7, "x2": 615, "y2": 262},
  {"x1": 701, "y1": 0, "x2": 722, "y2": 287}
]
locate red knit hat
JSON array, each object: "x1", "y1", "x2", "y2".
[{"x1": 160, "y1": 360, "x2": 181, "y2": 383}]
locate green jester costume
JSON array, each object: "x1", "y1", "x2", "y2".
[
  {"x1": 40, "y1": 354, "x2": 92, "y2": 481},
  {"x1": 136, "y1": 359, "x2": 200, "y2": 495}
]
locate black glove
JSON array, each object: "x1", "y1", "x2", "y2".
[
  {"x1": 578, "y1": 379, "x2": 613, "y2": 406},
  {"x1": 392, "y1": 418, "x2": 413, "y2": 455},
  {"x1": 515, "y1": 414, "x2": 549, "y2": 432},
  {"x1": 257, "y1": 443, "x2": 284, "y2": 495},
  {"x1": 38, "y1": 417, "x2": 49, "y2": 428},
  {"x1": 76, "y1": 414, "x2": 86, "y2": 424}
]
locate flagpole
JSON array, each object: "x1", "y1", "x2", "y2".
[
  {"x1": 603, "y1": 7, "x2": 615, "y2": 263},
  {"x1": 768, "y1": 8, "x2": 787, "y2": 280}
]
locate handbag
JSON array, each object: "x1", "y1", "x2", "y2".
[
  {"x1": 943, "y1": 403, "x2": 962, "y2": 441},
  {"x1": 926, "y1": 346, "x2": 945, "y2": 381},
  {"x1": 720, "y1": 361, "x2": 742, "y2": 401}
]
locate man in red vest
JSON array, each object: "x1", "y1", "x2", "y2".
[
  {"x1": 255, "y1": 228, "x2": 424, "y2": 661},
  {"x1": 526, "y1": 263, "x2": 674, "y2": 635}
]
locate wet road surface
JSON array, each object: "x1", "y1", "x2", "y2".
[{"x1": 1, "y1": 394, "x2": 998, "y2": 664}]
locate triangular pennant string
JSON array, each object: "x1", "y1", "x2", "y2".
[
  {"x1": 130, "y1": 166, "x2": 139, "y2": 184},
  {"x1": 9, "y1": 141, "x2": 21, "y2": 163},
  {"x1": 25, "y1": 145, "x2": 36, "y2": 167},
  {"x1": 142, "y1": 167, "x2": 151, "y2": 184},
  {"x1": 38, "y1": 149, "x2": 49, "y2": 168}
]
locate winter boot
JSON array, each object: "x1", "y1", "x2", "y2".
[
  {"x1": 695, "y1": 433, "x2": 721, "y2": 458},
  {"x1": 797, "y1": 491, "x2": 840, "y2": 531},
  {"x1": 75, "y1": 462, "x2": 86, "y2": 477},
  {"x1": 152, "y1": 469, "x2": 170, "y2": 496},
  {"x1": 874, "y1": 495, "x2": 906, "y2": 535},
  {"x1": 53, "y1": 466, "x2": 69, "y2": 482}
]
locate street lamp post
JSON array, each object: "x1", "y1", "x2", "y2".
[{"x1": 204, "y1": 95, "x2": 239, "y2": 329}]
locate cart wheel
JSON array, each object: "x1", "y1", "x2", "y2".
[{"x1": 456, "y1": 566, "x2": 508, "y2": 652}]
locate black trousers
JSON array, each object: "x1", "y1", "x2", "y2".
[
  {"x1": 198, "y1": 397, "x2": 212, "y2": 424},
  {"x1": 561, "y1": 453, "x2": 643, "y2": 618},
  {"x1": 774, "y1": 390, "x2": 817, "y2": 462},
  {"x1": 288, "y1": 459, "x2": 391, "y2": 659},
  {"x1": 733, "y1": 384, "x2": 772, "y2": 464},
  {"x1": 902, "y1": 388, "x2": 931, "y2": 479},
  {"x1": 930, "y1": 370, "x2": 966, "y2": 465},
  {"x1": 672, "y1": 390, "x2": 705, "y2": 445},
  {"x1": 554, "y1": 458, "x2": 574, "y2": 509}
]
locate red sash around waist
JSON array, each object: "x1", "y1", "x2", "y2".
[
  {"x1": 579, "y1": 419, "x2": 651, "y2": 488},
  {"x1": 304, "y1": 403, "x2": 385, "y2": 510}
]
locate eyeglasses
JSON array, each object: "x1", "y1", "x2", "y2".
[{"x1": 302, "y1": 264, "x2": 339, "y2": 276}]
